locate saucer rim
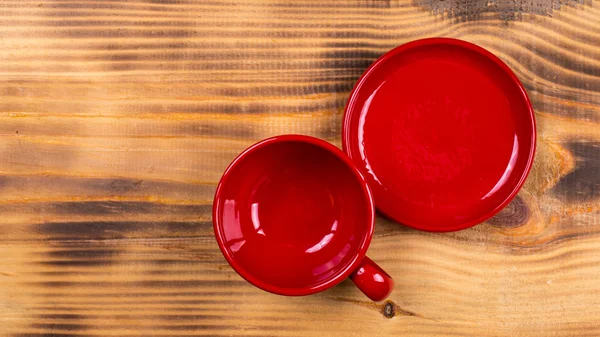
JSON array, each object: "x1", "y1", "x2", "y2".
[{"x1": 342, "y1": 37, "x2": 537, "y2": 232}]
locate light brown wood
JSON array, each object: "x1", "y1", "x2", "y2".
[{"x1": 0, "y1": 0, "x2": 600, "y2": 336}]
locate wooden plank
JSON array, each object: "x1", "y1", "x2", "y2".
[{"x1": 0, "y1": 0, "x2": 599, "y2": 336}]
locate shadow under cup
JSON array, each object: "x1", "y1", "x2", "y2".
[{"x1": 213, "y1": 136, "x2": 374, "y2": 296}]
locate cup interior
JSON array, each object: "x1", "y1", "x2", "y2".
[{"x1": 213, "y1": 137, "x2": 373, "y2": 295}]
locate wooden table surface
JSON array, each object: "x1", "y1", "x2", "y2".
[{"x1": 1, "y1": 0, "x2": 599, "y2": 336}]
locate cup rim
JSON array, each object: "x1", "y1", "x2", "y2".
[{"x1": 213, "y1": 134, "x2": 376, "y2": 296}]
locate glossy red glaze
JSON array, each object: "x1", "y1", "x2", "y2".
[
  {"x1": 350, "y1": 256, "x2": 394, "y2": 302},
  {"x1": 343, "y1": 38, "x2": 536, "y2": 232},
  {"x1": 213, "y1": 135, "x2": 392, "y2": 299}
]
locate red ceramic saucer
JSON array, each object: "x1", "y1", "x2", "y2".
[{"x1": 342, "y1": 38, "x2": 536, "y2": 232}]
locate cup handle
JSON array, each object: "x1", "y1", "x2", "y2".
[{"x1": 350, "y1": 256, "x2": 394, "y2": 301}]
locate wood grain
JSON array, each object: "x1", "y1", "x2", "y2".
[{"x1": 0, "y1": 0, "x2": 599, "y2": 336}]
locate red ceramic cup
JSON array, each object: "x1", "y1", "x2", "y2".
[{"x1": 213, "y1": 135, "x2": 393, "y2": 301}]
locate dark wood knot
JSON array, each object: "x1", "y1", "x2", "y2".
[
  {"x1": 382, "y1": 301, "x2": 395, "y2": 318},
  {"x1": 488, "y1": 195, "x2": 530, "y2": 228}
]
